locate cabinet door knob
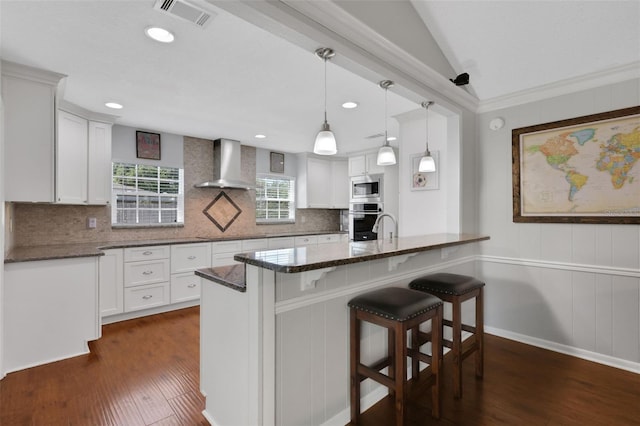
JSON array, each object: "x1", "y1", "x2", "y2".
[
  {"x1": 142, "y1": 271, "x2": 153, "y2": 275},
  {"x1": 142, "y1": 295, "x2": 153, "y2": 300},
  {"x1": 188, "y1": 255, "x2": 196, "y2": 260},
  {"x1": 187, "y1": 284, "x2": 197, "y2": 288},
  {"x1": 143, "y1": 251, "x2": 153, "y2": 255}
]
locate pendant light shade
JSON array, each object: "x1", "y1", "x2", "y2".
[
  {"x1": 377, "y1": 80, "x2": 396, "y2": 166},
  {"x1": 313, "y1": 48, "x2": 337, "y2": 155},
  {"x1": 419, "y1": 101, "x2": 436, "y2": 172}
]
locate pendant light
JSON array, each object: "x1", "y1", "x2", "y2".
[
  {"x1": 419, "y1": 101, "x2": 436, "y2": 172},
  {"x1": 376, "y1": 80, "x2": 396, "y2": 166},
  {"x1": 313, "y1": 47, "x2": 337, "y2": 155}
]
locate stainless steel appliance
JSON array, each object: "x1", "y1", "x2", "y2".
[
  {"x1": 349, "y1": 202, "x2": 383, "y2": 241},
  {"x1": 350, "y1": 174, "x2": 383, "y2": 202}
]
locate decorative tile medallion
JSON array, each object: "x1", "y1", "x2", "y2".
[{"x1": 203, "y1": 191, "x2": 242, "y2": 232}]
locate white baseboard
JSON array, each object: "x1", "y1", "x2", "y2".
[
  {"x1": 486, "y1": 326, "x2": 640, "y2": 374},
  {"x1": 321, "y1": 385, "x2": 388, "y2": 426},
  {"x1": 3, "y1": 346, "x2": 91, "y2": 375},
  {"x1": 101, "y1": 300, "x2": 199, "y2": 325}
]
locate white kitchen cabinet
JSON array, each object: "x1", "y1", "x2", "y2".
[
  {"x1": 348, "y1": 152, "x2": 385, "y2": 176},
  {"x1": 242, "y1": 238, "x2": 269, "y2": 251},
  {"x1": 57, "y1": 110, "x2": 89, "y2": 204},
  {"x1": 317, "y1": 233, "x2": 342, "y2": 244},
  {"x1": 99, "y1": 249, "x2": 124, "y2": 317},
  {"x1": 297, "y1": 154, "x2": 349, "y2": 209},
  {"x1": 4, "y1": 257, "x2": 100, "y2": 373},
  {"x1": 87, "y1": 121, "x2": 113, "y2": 204},
  {"x1": 295, "y1": 235, "x2": 318, "y2": 246},
  {"x1": 171, "y1": 243, "x2": 211, "y2": 273},
  {"x1": 57, "y1": 103, "x2": 114, "y2": 205},
  {"x1": 268, "y1": 237, "x2": 295, "y2": 249},
  {"x1": 123, "y1": 245, "x2": 170, "y2": 312},
  {"x1": 212, "y1": 240, "x2": 243, "y2": 267},
  {"x1": 124, "y1": 282, "x2": 171, "y2": 312},
  {"x1": 2, "y1": 60, "x2": 64, "y2": 202},
  {"x1": 171, "y1": 272, "x2": 201, "y2": 303}
]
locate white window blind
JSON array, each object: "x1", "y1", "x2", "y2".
[
  {"x1": 256, "y1": 174, "x2": 295, "y2": 223},
  {"x1": 112, "y1": 163, "x2": 184, "y2": 226}
]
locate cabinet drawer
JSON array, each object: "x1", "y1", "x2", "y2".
[
  {"x1": 124, "y1": 245, "x2": 170, "y2": 262},
  {"x1": 171, "y1": 243, "x2": 211, "y2": 273},
  {"x1": 124, "y1": 259, "x2": 170, "y2": 287},
  {"x1": 268, "y1": 237, "x2": 295, "y2": 249},
  {"x1": 295, "y1": 235, "x2": 318, "y2": 246},
  {"x1": 317, "y1": 234, "x2": 342, "y2": 244},
  {"x1": 171, "y1": 272, "x2": 200, "y2": 303},
  {"x1": 124, "y1": 282, "x2": 170, "y2": 312},
  {"x1": 242, "y1": 238, "x2": 268, "y2": 251},
  {"x1": 212, "y1": 253, "x2": 242, "y2": 268},
  {"x1": 212, "y1": 240, "x2": 242, "y2": 254}
]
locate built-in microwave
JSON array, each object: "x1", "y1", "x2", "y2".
[{"x1": 351, "y1": 174, "x2": 383, "y2": 202}]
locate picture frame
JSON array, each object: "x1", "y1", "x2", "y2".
[
  {"x1": 410, "y1": 151, "x2": 439, "y2": 191},
  {"x1": 512, "y1": 106, "x2": 640, "y2": 224},
  {"x1": 136, "y1": 131, "x2": 161, "y2": 160},
  {"x1": 270, "y1": 151, "x2": 285, "y2": 173}
]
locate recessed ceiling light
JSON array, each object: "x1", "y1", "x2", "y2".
[
  {"x1": 342, "y1": 101, "x2": 358, "y2": 109},
  {"x1": 255, "y1": 134, "x2": 266, "y2": 139},
  {"x1": 145, "y1": 26, "x2": 175, "y2": 43},
  {"x1": 386, "y1": 136, "x2": 397, "y2": 142},
  {"x1": 105, "y1": 102, "x2": 123, "y2": 109}
]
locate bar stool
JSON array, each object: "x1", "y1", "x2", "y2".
[
  {"x1": 348, "y1": 287, "x2": 443, "y2": 426},
  {"x1": 409, "y1": 273, "x2": 485, "y2": 399}
]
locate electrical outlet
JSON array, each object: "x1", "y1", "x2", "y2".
[{"x1": 87, "y1": 217, "x2": 97, "y2": 229}]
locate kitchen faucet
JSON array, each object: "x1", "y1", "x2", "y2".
[{"x1": 372, "y1": 212, "x2": 398, "y2": 240}]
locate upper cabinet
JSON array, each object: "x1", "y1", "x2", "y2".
[
  {"x1": 296, "y1": 154, "x2": 349, "y2": 209},
  {"x1": 1, "y1": 60, "x2": 115, "y2": 204},
  {"x1": 348, "y1": 152, "x2": 385, "y2": 176},
  {"x1": 2, "y1": 60, "x2": 64, "y2": 202},
  {"x1": 57, "y1": 103, "x2": 114, "y2": 205}
]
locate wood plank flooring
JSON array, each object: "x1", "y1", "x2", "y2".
[
  {"x1": 0, "y1": 307, "x2": 207, "y2": 426},
  {"x1": 1, "y1": 306, "x2": 639, "y2": 425}
]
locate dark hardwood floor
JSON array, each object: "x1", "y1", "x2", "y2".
[{"x1": 1, "y1": 306, "x2": 639, "y2": 425}]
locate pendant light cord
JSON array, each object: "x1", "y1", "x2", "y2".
[
  {"x1": 384, "y1": 85, "x2": 388, "y2": 145},
  {"x1": 323, "y1": 57, "x2": 328, "y2": 124},
  {"x1": 422, "y1": 101, "x2": 433, "y2": 154}
]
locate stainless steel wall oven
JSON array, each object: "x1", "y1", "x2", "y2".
[{"x1": 349, "y1": 202, "x2": 383, "y2": 241}]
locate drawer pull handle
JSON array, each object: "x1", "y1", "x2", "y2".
[
  {"x1": 187, "y1": 284, "x2": 197, "y2": 288},
  {"x1": 142, "y1": 271, "x2": 153, "y2": 275},
  {"x1": 188, "y1": 256, "x2": 196, "y2": 260},
  {"x1": 142, "y1": 295, "x2": 153, "y2": 300},
  {"x1": 143, "y1": 251, "x2": 153, "y2": 255}
]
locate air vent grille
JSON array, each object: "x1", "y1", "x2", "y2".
[
  {"x1": 365, "y1": 133, "x2": 385, "y2": 139},
  {"x1": 154, "y1": 0, "x2": 216, "y2": 28}
]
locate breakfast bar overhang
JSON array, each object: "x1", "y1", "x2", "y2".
[{"x1": 198, "y1": 233, "x2": 489, "y2": 426}]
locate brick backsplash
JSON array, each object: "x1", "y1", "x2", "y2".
[{"x1": 11, "y1": 136, "x2": 340, "y2": 247}]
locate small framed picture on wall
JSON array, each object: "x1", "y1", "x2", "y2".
[
  {"x1": 270, "y1": 152, "x2": 285, "y2": 173},
  {"x1": 136, "y1": 131, "x2": 161, "y2": 160}
]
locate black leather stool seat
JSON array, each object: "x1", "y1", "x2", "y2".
[
  {"x1": 409, "y1": 272, "x2": 484, "y2": 296},
  {"x1": 348, "y1": 287, "x2": 442, "y2": 321}
]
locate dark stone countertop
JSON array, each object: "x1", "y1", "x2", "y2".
[
  {"x1": 196, "y1": 265, "x2": 246, "y2": 292},
  {"x1": 234, "y1": 233, "x2": 490, "y2": 273},
  {"x1": 4, "y1": 232, "x2": 347, "y2": 263}
]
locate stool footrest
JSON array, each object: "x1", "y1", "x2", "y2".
[
  {"x1": 357, "y1": 363, "x2": 396, "y2": 389},
  {"x1": 443, "y1": 319, "x2": 476, "y2": 334}
]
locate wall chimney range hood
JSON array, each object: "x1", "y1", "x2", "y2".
[{"x1": 195, "y1": 138, "x2": 254, "y2": 190}]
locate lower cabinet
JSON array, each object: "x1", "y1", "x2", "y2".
[
  {"x1": 99, "y1": 249, "x2": 124, "y2": 317},
  {"x1": 171, "y1": 272, "x2": 201, "y2": 303},
  {"x1": 124, "y1": 282, "x2": 171, "y2": 312}
]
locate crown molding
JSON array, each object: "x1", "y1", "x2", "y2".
[{"x1": 477, "y1": 61, "x2": 640, "y2": 113}]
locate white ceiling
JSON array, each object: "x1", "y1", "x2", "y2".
[{"x1": 1, "y1": 0, "x2": 638, "y2": 155}]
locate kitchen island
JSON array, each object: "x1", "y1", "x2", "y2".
[{"x1": 198, "y1": 233, "x2": 488, "y2": 426}]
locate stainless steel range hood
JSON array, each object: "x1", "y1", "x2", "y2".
[{"x1": 195, "y1": 138, "x2": 254, "y2": 190}]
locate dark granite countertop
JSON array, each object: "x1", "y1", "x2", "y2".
[
  {"x1": 234, "y1": 233, "x2": 489, "y2": 273},
  {"x1": 196, "y1": 265, "x2": 246, "y2": 292},
  {"x1": 4, "y1": 232, "x2": 347, "y2": 263}
]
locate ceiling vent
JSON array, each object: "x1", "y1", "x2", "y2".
[
  {"x1": 365, "y1": 132, "x2": 385, "y2": 139},
  {"x1": 154, "y1": 0, "x2": 216, "y2": 28}
]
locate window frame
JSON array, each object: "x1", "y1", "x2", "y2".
[
  {"x1": 255, "y1": 173, "x2": 296, "y2": 224},
  {"x1": 111, "y1": 162, "x2": 185, "y2": 227}
]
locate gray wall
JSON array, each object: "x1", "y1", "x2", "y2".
[{"x1": 476, "y1": 78, "x2": 640, "y2": 366}]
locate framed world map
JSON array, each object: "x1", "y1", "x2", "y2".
[{"x1": 512, "y1": 106, "x2": 640, "y2": 224}]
